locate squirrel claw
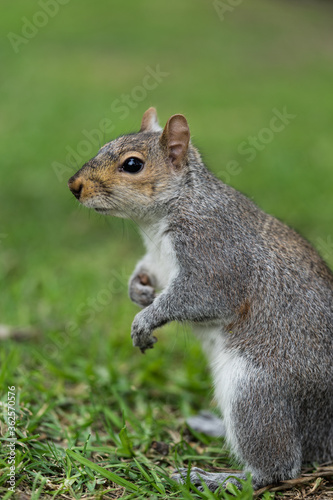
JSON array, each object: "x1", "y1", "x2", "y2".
[
  {"x1": 131, "y1": 309, "x2": 158, "y2": 352},
  {"x1": 139, "y1": 336, "x2": 158, "y2": 354}
]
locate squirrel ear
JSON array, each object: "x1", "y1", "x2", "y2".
[
  {"x1": 160, "y1": 114, "x2": 190, "y2": 169},
  {"x1": 140, "y1": 107, "x2": 162, "y2": 132}
]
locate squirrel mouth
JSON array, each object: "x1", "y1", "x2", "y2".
[{"x1": 94, "y1": 208, "x2": 111, "y2": 214}]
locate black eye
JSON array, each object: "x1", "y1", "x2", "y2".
[{"x1": 122, "y1": 157, "x2": 144, "y2": 174}]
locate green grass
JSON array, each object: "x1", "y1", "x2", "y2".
[{"x1": 0, "y1": 0, "x2": 333, "y2": 497}]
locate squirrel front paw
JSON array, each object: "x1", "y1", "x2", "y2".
[
  {"x1": 131, "y1": 310, "x2": 158, "y2": 353},
  {"x1": 129, "y1": 273, "x2": 156, "y2": 308}
]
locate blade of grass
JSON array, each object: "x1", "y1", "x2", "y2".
[{"x1": 66, "y1": 449, "x2": 140, "y2": 493}]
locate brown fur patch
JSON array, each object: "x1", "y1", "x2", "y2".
[{"x1": 226, "y1": 299, "x2": 251, "y2": 332}]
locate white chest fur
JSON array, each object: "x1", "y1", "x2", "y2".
[
  {"x1": 193, "y1": 325, "x2": 249, "y2": 452},
  {"x1": 140, "y1": 219, "x2": 179, "y2": 290}
]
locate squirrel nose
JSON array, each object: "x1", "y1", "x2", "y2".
[{"x1": 68, "y1": 176, "x2": 83, "y2": 200}]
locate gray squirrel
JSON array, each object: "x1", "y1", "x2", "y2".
[{"x1": 68, "y1": 107, "x2": 333, "y2": 491}]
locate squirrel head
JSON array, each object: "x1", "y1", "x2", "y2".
[{"x1": 68, "y1": 108, "x2": 191, "y2": 221}]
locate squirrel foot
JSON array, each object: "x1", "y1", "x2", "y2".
[
  {"x1": 129, "y1": 273, "x2": 156, "y2": 308},
  {"x1": 172, "y1": 467, "x2": 246, "y2": 492},
  {"x1": 131, "y1": 309, "x2": 158, "y2": 353}
]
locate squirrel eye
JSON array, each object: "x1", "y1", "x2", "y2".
[{"x1": 121, "y1": 157, "x2": 144, "y2": 174}]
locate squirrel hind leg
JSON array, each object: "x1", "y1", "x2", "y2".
[
  {"x1": 229, "y1": 384, "x2": 303, "y2": 488},
  {"x1": 186, "y1": 411, "x2": 226, "y2": 437},
  {"x1": 172, "y1": 467, "x2": 246, "y2": 492}
]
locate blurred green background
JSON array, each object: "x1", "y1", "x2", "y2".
[
  {"x1": 1, "y1": 0, "x2": 333, "y2": 333},
  {"x1": 0, "y1": 0, "x2": 333, "y2": 496}
]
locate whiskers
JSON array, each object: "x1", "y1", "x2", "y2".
[{"x1": 95, "y1": 189, "x2": 159, "y2": 250}]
